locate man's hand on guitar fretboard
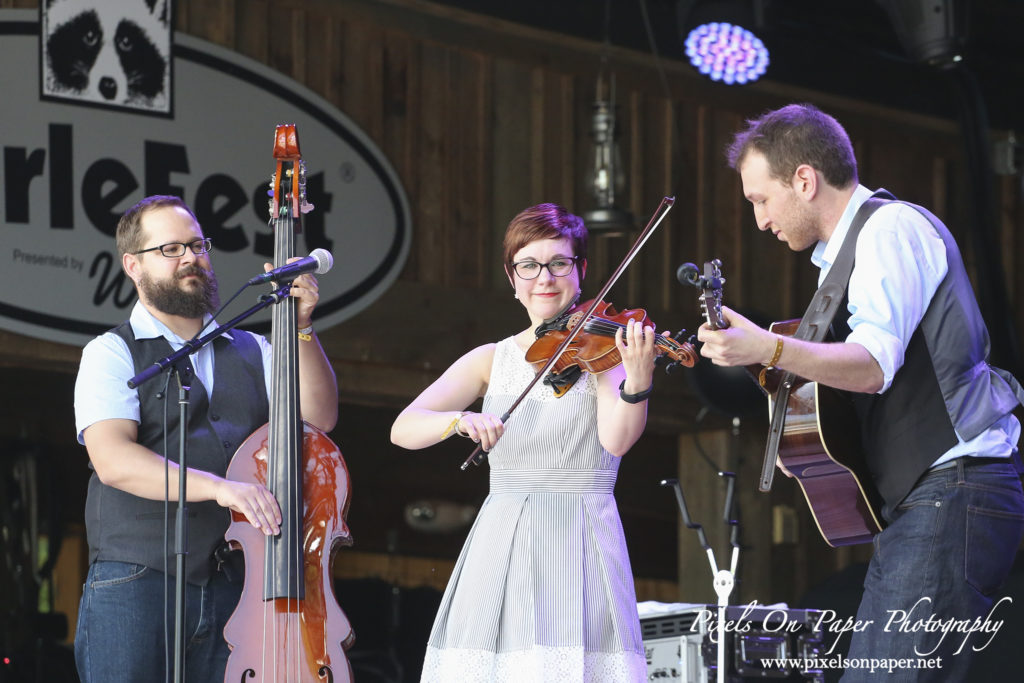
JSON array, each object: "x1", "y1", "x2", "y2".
[{"x1": 697, "y1": 305, "x2": 780, "y2": 369}]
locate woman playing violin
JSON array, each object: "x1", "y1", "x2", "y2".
[{"x1": 391, "y1": 203, "x2": 660, "y2": 682}]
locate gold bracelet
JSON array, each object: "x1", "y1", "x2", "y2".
[
  {"x1": 298, "y1": 324, "x2": 313, "y2": 342},
  {"x1": 441, "y1": 411, "x2": 468, "y2": 439},
  {"x1": 758, "y1": 335, "x2": 784, "y2": 387},
  {"x1": 764, "y1": 335, "x2": 784, "y2": 367}
]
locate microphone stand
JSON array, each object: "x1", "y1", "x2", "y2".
[
  {"x1": 661, "y1": 473, "x2": 741, "y2": 683},
  {"x1": 128, "y1": 285, "x2": 293, "y2": 683}
]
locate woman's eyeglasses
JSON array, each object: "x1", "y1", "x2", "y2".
[{"x1": 511, "y1": 256, "x2": 579, "y2": 280}]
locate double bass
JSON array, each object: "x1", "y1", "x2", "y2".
[{"x1": 223, "y1": 124, "x2": 355, "y2": 681}]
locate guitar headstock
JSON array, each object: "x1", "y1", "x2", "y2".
[
  {"x1": 698, "y1": 259, "x2": 727, "y2": 330},
  {"x1": 269, "y1": 124, "x2": 313, "y2": 225}
]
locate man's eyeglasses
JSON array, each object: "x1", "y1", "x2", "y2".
[
  {"x1": 511, "y1": 256, "x2": 579, "y2": 280},
  {"x1": 132, "y1": 238, "x2": 213, "y2": 258}
]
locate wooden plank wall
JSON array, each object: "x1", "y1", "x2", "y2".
[{"x1": 2, "y1": 0, "x2": 1021, "y2": 620}]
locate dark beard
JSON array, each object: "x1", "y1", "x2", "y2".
[{"x1": 139, "y1": 265, "x2": 220, "y2": 319}]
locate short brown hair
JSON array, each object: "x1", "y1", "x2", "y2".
[
  {"x1": 502, "y1": 203, "x2": 588, "y2": 280},
  {"x1": 116, "y1": 195, "x2": 199, "y2": 257},
  {"x1": 726, "y1": 103, "x2": 858, "y2": 189}
]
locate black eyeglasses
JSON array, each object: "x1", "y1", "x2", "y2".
[
  {"x1": 511, "y1": 256, "x2": 579, "y2": 280},
  {"x1": 132, "y1": 238, "x2": 213, "y2": 258}
]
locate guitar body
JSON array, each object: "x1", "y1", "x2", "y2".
[{"x1": 765, "y1": 320, "x2": 885, "y2": 546}]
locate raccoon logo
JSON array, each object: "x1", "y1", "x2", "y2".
[{"x1": 41, "y1": 0, "x2": 171, "y2": 113}]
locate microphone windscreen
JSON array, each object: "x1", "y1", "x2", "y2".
[
  {"x1": 310, "y1": 248, "x2": 334, "y2": 274},
  {"x1": 676, "y1": 262, "x2": 699, "y2": 286}
]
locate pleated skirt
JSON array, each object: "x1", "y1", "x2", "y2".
[{"x1": 421, "y1": 468, "x2": 647, "y2": 683}]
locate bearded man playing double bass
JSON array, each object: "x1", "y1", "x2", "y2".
[{"x1": 72, "y1": 195, "x2": 338, "y2": 683}]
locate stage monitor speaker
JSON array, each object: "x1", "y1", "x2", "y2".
[{"x1": 641, "y1": 604, "x2": 824, "y2": 682}]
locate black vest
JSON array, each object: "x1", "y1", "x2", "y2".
[
  {"x1": 83, "y1": 322, "x2": 269, "y2": 585},
  {"x1": 831, "y1": 199, "x2": 1024, "y2": 517}
]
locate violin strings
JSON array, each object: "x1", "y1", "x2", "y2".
[{"x1": 581, "y1": 318, "x2": 679, "y2": 349}]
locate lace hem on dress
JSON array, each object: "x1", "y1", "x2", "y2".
[{"x1": 421, "y1": 644, "x2": 647, "y2": 683}]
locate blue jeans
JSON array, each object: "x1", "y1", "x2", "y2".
[
  {"x1": 74, "y1": 560, "x2": 241, "y2": 683},
  {"x1": 840, "y1": 459, "x2": 1024, "y2": 682}
]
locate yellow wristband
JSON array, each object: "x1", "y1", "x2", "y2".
[{"x1": 298, "y1": 324, "x2": 313, "y2": 342}]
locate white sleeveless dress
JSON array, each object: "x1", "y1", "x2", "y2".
[{"x1": 420, "y1": 336, "x2": 647, "y2": 682}]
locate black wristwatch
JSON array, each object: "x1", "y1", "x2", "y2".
[{"x1": 619, "y1": 379, "x2": 653, "y2": 404}]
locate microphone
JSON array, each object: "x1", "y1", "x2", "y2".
[
  {"x1": 247, "y1": 248, "x2": 333, "y2": 286},
  {"x1": 676, "y1": 262, "x2": 700, "y2": 287}
]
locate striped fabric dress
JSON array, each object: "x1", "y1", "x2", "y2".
[{"x1": 420, "y1": 336, "x2": 647, "y2": 683}]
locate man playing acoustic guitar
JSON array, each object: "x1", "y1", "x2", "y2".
[{"x1": 698, "y1": 103, "x2": 1024, "y2": 681}]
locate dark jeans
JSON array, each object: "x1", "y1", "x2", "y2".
[
  {"x1": 841, "y1": 459, "x2": 1024, "y2": 682},
  {"x1": 74, "y1": 560, "x2": 241, "y2": 683}
]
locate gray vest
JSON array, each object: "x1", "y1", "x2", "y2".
[
  {"x1": 84, "y1": 323, "x2": 269, "y2": 585},
  {"x1": 833, "y1": 199, "x2": 1024, "y2": 515}
]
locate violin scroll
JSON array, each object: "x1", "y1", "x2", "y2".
[{"x1": 659, "y1": 328, "x2": 699, "y2": 374}]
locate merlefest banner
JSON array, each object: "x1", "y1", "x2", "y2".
[{"x1": 1, "y1": 7, "x2": 410, "y2": 347}]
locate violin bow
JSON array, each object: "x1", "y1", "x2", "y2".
[{"x1": 461, "y1": 196, "x2": 675, "y2": 470}]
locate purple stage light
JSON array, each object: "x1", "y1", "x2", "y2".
[{"x1": 684, "y1": 22, "x2": 769, "y2": 84}]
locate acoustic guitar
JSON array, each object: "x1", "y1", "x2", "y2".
[{"x1": 692, "y1": 259, "x2": 884, "y2": 547}]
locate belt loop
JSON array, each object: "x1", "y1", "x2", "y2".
[{"x1": 955, "y1": 457, "x2": 967, "y2": 484}]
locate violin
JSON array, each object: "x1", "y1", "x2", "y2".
[{"x1": 525, "y1": 299, "x2": 697, "y2": 397}]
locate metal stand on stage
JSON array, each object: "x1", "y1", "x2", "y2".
[
  {"x1": 646, "y1": 474, "x2": 824, "y2": 683},
  {"x1": 661, "y1": 473, "x2": 740, "y2": 683}
]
